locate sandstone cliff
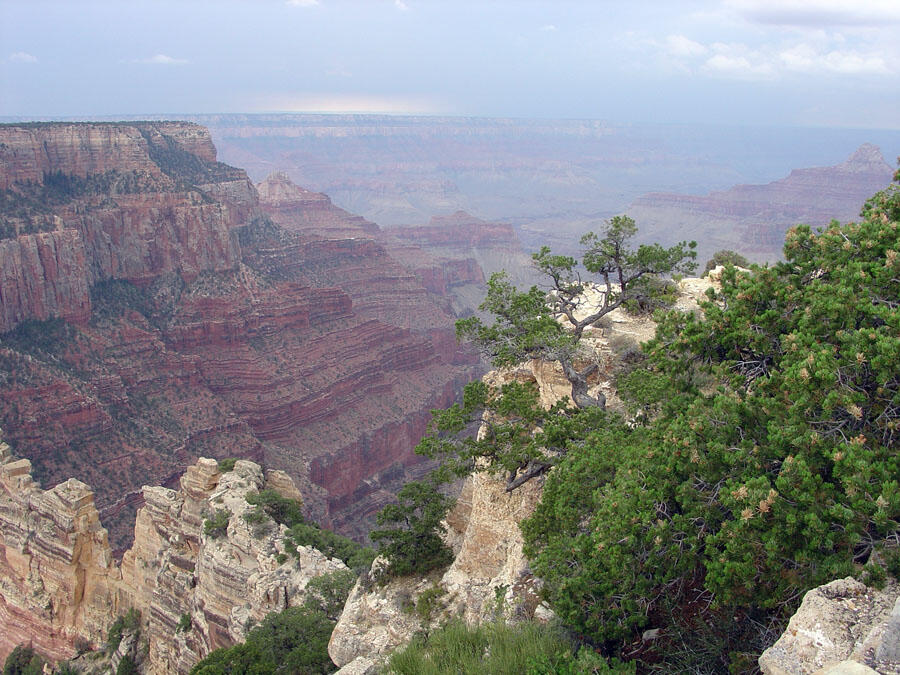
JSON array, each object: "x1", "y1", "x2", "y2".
[
  {"x1": 0, "y1": 437, "x2": 345, "y2": 673},
  {"x1": 0, "y1": 123, "x2": 481, "y2": 547}
]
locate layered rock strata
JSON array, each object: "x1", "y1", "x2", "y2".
[
  {"x1": 0, "y1": 438, "x2": 345, "y2": 673},
  {"x1": 0, "y1": 123, "x2": 481, "y2": 546}
]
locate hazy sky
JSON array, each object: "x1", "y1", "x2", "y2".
[{"x1": 2, "y1": 0, "x2": 899, "y2": 128}]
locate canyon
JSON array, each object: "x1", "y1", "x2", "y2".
[
  {"x1": 0, "y1": 122, "x2": 532, "y2": 548},
  {"x1": 196, "y1": 114, "x2": 899, "y2": 262}
]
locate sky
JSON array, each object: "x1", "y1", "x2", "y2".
[{"x1": 1, "y1": 0, "x2": 899, "y2": 128}]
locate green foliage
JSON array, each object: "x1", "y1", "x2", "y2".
[
  {"x1": 106, "y1": 609, "x2": 141, "y2": 654},
  {"x1": 285, "y1": 521, "x2": 374, "y2": 571},
  {"x1": 89, "y1": 279, "x2": 154, "y2": 322},
  {"x1": 177, "y1": 613, "x2": 192, "y2": 633},
  {"x1": 217, "y1": 457, "x2": 237, "y2": 472},
  {"x1": 703, "y1": 249, "x2": 750, "y2": 275},
  {"x1": 190, "y1": 606, "x2": 335, "y2": 675},
  {"x1": 621, "y1": 276, "x2": 678, "y2": 316},
  {"x1": 245, "y1": 489, "x2": 305, "y2": 529},
  {"x1": 203, "y1": 509, "x2": 231, "y2": 539},
  {"x1": 520, "y1": 174, "x2": 900, "y2": 650},
  {"x1": 1, "y1": 318, "x2": 70, "y2": 352},
  {"x1": 371, "y1": 477, "x2": 455, "y2": 579},
  {"x1": 409, "y1": 584, "x2": 447, "y2": 624},
  {"x1": 302, "y1": 569, "x2": 357, "y2": 621},
  {"x1": 3, "y1": 646, "x2": 44, "y2": 675},
  {"x1": 54, "y1": 662, "x2": 80, "y2": 675},
  {"x1": 115, "y1": 656, "x2": 138, "y2": 675},
  {"x1": 386, "y1": 619, "x2": 631, "y2": 675}
]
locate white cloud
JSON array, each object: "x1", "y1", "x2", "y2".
[
  {"x1": 540, "y1": 24, "x2": 558, "y2": 32},
  {"x1": 394, "y1": 0, "x2": 409, "y2": 10},
  {"x1": 135, "y1": 54, "x2": 188, "y2": 65},
  {"x1": 8, "y1": 51, "x2": 38, "y2": 63},
  {"x1": 727, "y1": 0, "x2": 900, "y2": 26},
  {"x1": 703, "y1": 44, "x2": 775, "y2": 78},
  {"x1": 665, "y1": 34, "x2": 708, "y2": 58},
  {"x1": 286, "y1": 0, "x2": 319, "y2": 6}
]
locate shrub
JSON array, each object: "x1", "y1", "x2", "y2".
[
  {"x1": 176, "y1": 613, "x2": 192, "y2": 633},
  {"x1": 703, "y1": 249, "x2": 749, "y2": 275},
  {"x1": 190, "y1": 606, "x2": 335, "y2": 675},
  {"x1": 245, "y1": 489, "x2": 304, "y2": 529},
  {"x1": 203, "y1": 509, "x2": 231, "y2": 539},
  {"x1": 3, "y1": 646, "x2": 44, "y2": 675},
  {"x1": 217, "y1": 457, "x2": 237, "y2": 473},
  {"x1": 302, "y1": 569, "x2": 357, "y2": 621},
  {"x1": 115, "y1": 656, "x2": 138, "y2": 675},
  {"x1": 371, "y1": 478, "x2": 455, "y2": 579},
  {"x1": 106, "y1": 609, "x2": 141, "y2": 654}
]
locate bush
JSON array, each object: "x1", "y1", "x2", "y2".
[
  {"x1": 106, "y1": 609, "x2": 141, "y2": 654},
  {"x1": 115, "y1": 656, "x2": 138, "y2": 675},
  {"x1": 285, "y1": 521, "x2": 374, "y2": 571},
  {"x1": 703, "y1": 249, "x2": 749, "y2": 275},
  {"x1": 3, "y1": 646, "x2": 44, "y2": 675},
  {"x1": 245, "y1": 489, "x2": 305, "y2": 528},
  {"x1": 177, "y1": 613, "x2": 192, "y2": 633},
  {"x1": 190, "y1": 606, "x2": 335, "y2": 674},
  {"x1": 217, "y1": 457, "x2": 237, "y2": 472},
  {"x1": 203, "y1": 509, "x2": 231, "y2": 539},
  {"x1": 302, "y1": 569, "x2": 357, "y2": 621},
  {"x1": 371, "y1": 478, "x2": 455, "y2": 579}
]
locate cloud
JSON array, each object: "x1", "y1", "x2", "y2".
[
  {"x1": 727, "y1": 0, "x2": 900, "y2": 26},
  {"x1": 540, "y1": 24, "x2": 558, "y2": 32},
  {"x1": 135, "y1": 54, "x2": 188, "y2": 65},
  {"x1": 7, "y1": 51, "x2": 38, "y2": 64},
  {"x1": 665, "y1": 34, "x2": 707, "y2": 58},
  {"x1": 779, "y1": 45, "x2": 890, "y2": 74},
  {"x1": 702, "y1": 44, "x2": 775, "y2": 78},
  {"x1": 394, "y1": 0, "x2": 409, "y2": 10},
  {"x1": 286, "y1": 0, "x2": 319, "y2": 6}
]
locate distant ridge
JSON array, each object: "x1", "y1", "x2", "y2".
[{"x1": 628, "y1": 143, "x2": 895, "y2": 263}]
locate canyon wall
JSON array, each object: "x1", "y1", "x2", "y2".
[
  {"x1": 0, "y1": 438, "x2": 342, "y2": 672},
  {"x1": 0, "y1": 122, "x2": 484, "y2": 548}
]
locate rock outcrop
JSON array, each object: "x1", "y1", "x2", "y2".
[
  {"x1": 759, "y1": 577, "x2": 900, "y2": 675},
  {"x1": 0, "y1": 436, "x2": 345, "y2": 673}
]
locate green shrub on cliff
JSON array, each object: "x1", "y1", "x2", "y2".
[
  {"x1": 520, "y1": 175, "x2": 900, "y2": 653},
  {"x1": 385, "y1": 619, "x2": 633, "y2": 675},
  {"x1": 370, "y1": 476, "x2": 455, "y2": 579},
  {"x1": 3, "y1": 646, "x2": 44, "y2": 675},
  {"x1": 191, "y1": 606, "x2": 336, "y2": 675}
]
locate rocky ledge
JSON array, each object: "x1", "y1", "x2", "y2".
[{"x1": 0, "y1": 435, "x2": 346, "y2": 673}]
